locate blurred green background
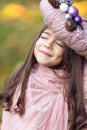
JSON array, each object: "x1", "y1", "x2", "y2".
[{"x1": 0, "y1": 0, "x2": 87, "y2": 123}]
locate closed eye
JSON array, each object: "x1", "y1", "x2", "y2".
[
  {"x1": 40, "y1": 35, "x2": 48, "y2": 40},
  {"x1": 40, "y1": 32, "x2": 49, "y2": 40},
  {"x1": 41, "y1": 36, "x2": 47, "y2": 39}
]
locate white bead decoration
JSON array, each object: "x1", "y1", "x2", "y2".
[
  {"x1": 65, "y1": 14, "x2": 72, "y2": 20},
  {"x1": 60, "y1": 3, "x2": 69, "y2": 12}
]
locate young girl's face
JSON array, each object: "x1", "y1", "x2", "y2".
[{"x1": 34, "y1": 28, "x2": 65, "y2": 67}]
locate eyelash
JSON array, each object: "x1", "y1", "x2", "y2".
[
  {"x1": 56, "y1": 43, "x2": 64, "y2": 48},
  {"x1": 41, "y1": 36, "x2": 48, "y2": 39}
]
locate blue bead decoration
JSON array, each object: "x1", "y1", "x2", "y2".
[
  {"x1": 68, "y1": 6, "x2": 78, "y2": 17},
  {"x1": 59, "y1": 0, "x2": 82, "y2": 31},
  {"x1": 74, "y1": 15, "x2": 82, "y2": 24},
  {"x1": 65, "y1": 0, "x2": 73, "y2": 5},
  {"x1": 59, "y1": 0, "x2": 73, "y2": 5}
]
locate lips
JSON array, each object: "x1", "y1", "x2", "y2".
[{"x1": 39, "y1": 50, "x2": 52, "y2": 57}]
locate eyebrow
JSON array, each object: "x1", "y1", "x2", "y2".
[{"x1": 42, "y1": 31, "x2": 50, "y2": 36}]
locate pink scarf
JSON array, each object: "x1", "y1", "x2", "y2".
[
  {"x1": 24, "y1": 64, "x2": 68, "y2": 130},
  {"x1": 1, "y1": 64, "x2": 69, "y2": 130},
  {"x1": 1, "y1": 63, "x2": 87, "y2": 130}
]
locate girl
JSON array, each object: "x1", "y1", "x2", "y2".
[{"x1": 0, "y1": 0, "x2": 87, "y2": 130}]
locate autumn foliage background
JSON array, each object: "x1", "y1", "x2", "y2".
[{"x1": 0, "y1": 0, "x2": 87, "y2": 121}]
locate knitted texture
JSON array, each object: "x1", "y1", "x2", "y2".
[{"x1": 40, "y1": 0, "x2": 87, "y2": 56}]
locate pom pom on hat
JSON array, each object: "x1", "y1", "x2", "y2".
[
  {"x1": 40, "y1": 0, "x2": 87, "y2": 56},
  {"x1": 48, "y1": 0, "x2": 60, "y2": 8}
]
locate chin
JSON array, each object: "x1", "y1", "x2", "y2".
[{"x1": 37, "y1": 60, "x2": 50, "y2": 67}]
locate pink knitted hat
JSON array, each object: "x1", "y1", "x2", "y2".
[{"x1": 40, "y1": 0, "x2": 87, "y2": 56}]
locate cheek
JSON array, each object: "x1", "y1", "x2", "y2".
[
  {"x1": 34, "y1": 45, "x2": 38, "y2": 58},
  {"x1": 34, "y1": 40, "x2": 41, "y2": 58},
  {"x1": 54, "y1": 48, "x2": 64, "y2": 58},
  {"x1": 34, "y1": 40, "x2": 40, "y2": 51},
  {"x1": 34, "y1": 39, "x2": 42, "y2": 49},
  {"x1": 34, "y1": 42, "x2": 38, "y2": 56}
]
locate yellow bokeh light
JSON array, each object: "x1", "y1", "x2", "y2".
[
  {"x1": 0, "y1": 1, "x2": 87, "y2": 20},
  {"x1": 1, "y1": 3, "x2": 26, "y2": 19},
  {"x1": 73, "y1": 1, "x2": 87, "y2": 17}
]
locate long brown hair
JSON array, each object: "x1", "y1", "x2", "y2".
[
  {"x1": 0, "y1": 25, "x2": 87, "y2": 130},
  {"x1": 0, "y1": 25, "x2": 47, "y2": 114},
  {"x1": 64, "y1": 47, "x2": 87, "y2": 130}
]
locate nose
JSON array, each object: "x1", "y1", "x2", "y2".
[{"x1": 44, "y1": 39, "x2": 54, "y2": 50}]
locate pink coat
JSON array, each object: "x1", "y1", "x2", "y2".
[{"x1": 1, "y1": 63, "x2": 87, "y2": 130}]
